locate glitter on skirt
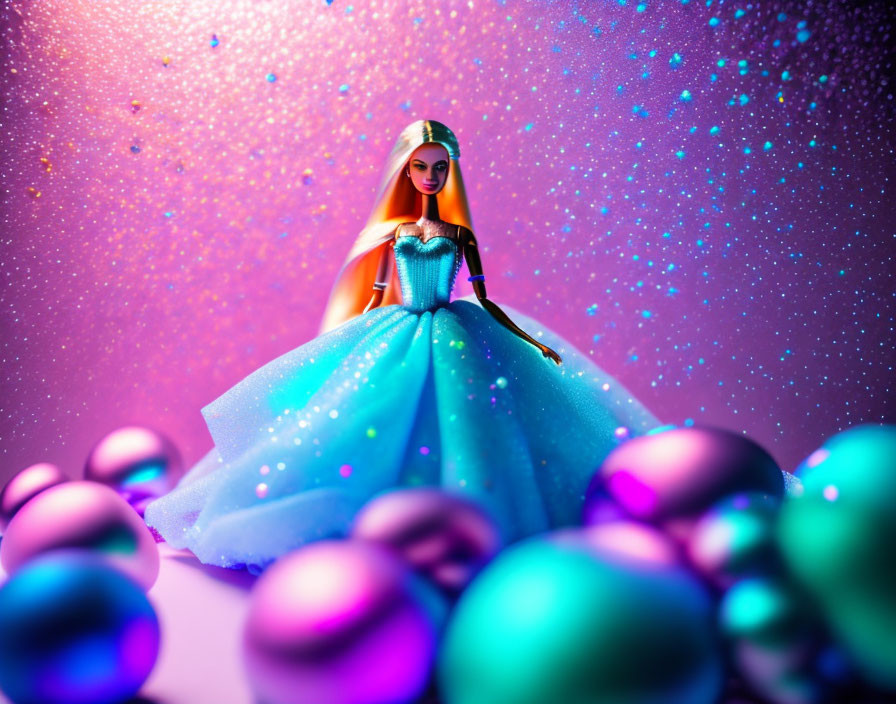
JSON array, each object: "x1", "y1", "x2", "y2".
[{"x1": 144, "y1": 236, "x2": 661, "y2": 569}]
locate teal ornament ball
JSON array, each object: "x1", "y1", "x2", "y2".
[
  {"x1": 438, "y1": 526, "x2": 723, "y2": 704},
  {"x1": 687, "y1": 492, "x2": 781, "y2": 589},
  {"x1": 777, "y1": 424, "x2": 896, "y2": 691},
  {"x1": 720, "y1": 577, "x2": 826, "y2": 704}
]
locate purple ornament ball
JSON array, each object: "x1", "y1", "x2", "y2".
[
  {"x1": 0, "y1": 551, "x2": 159, "y2": 704},
  {"x1": 243, "y1": 539, "x2": 445, "y2": 704},
  {"x1": 580, "y1": 481, "x2": 632, "y2": 527},
  {"x1": 589, "y1": 425, "x2": 783, "y2": 527},
  {"x1": 0, "y1": 481, "x2": 160, "y2": 590},
  {"x1": 351, "y1": 488, "x2": 502, "y2": 593},
  {"x1": 0, "y1": 462, "x2": 68, "y2": 532},
  {"x1": 84, "y1": 425, "x2": 183, "y2": 516}
]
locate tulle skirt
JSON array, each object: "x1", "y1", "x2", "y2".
[{"x1": 143, "y1": 296, "x2": 661, "y2": 569}]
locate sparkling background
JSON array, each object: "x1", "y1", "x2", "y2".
[{"x1": 1, "y1": 0, "x2": 894, "y2": 486}]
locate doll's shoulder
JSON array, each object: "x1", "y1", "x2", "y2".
[{"x1": 457, "y1": 225, "x2": 477, "y2": 246}]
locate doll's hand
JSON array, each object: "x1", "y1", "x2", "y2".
[{"x1": 538, "y1": 343, "x2": 562, "y2": 365}]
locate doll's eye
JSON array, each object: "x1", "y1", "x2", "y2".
[
  {"x1": 435, "y1": 163, "x2": 447, "y2": 172},
  {"x1": 414, "y1": 164, "x2": 426, "y2": 170}
]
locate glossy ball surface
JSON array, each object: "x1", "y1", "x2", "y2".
[
  {"x1": 778, "y1": 424, "x2": 896, "y2": 691},
  {"x1": 84, "y1": 425, "x2": 183, "y2": 516},
  {"x1": 0, "y1": 462, "x2": 68, "y2": 531},
  {"x1": 720, "y1": 577, "x2": 825, "y2": 704},
  {"x1": 687, "y1": 492, "x2": 781, "y2": 589},
  {"x1": 351, "y1": 488, "x2": 501, "y2": 593},
  {"x1": 439, "y1": 529, "x2": 723, "y2": 704},
  {"x1": 243, "y1": 539, "x2": 445, "y2": 704},
  {"x1": 589, "y1": 425, "x2": 783, "y2": 525},
  {"x1": 0, "y1": 552, "x2": 160, "y2": 704},
  {"x1": 0, "y1": 481, "x2": 160, "y2": 590}
]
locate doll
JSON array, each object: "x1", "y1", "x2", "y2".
[{"x1": 144, "y1": 120, "x2": 661, "y2": 570}]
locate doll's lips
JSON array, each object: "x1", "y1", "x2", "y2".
[{"x1": 423, "y1": 182, "x2": 438, "y2": 189}]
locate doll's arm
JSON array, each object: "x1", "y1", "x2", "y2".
[
  {"x1": 363, "y1": 239, "x2": 394, "y2": 314},
  {"x1": 461, "y1": 229, "x2": 561, "y2": 365}
]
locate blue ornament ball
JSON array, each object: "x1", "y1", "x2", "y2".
[{"x1": 0, "y1": 552, "x2": 160, "y2": 704}]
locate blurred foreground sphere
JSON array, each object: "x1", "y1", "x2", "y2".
[
  {"x1": 588, "y1": 425, "x2": 783, "y2": 526},
  {"x1": 439, "y1": 529, "x2": 723, "y2": 704},
  {"x1": 84, "y1": 425, "x2": 183, "y2": 516},
  {"x1": 0, "y1": 481, "x2": 159, "y2": 590},
  {"x1": 566, "y1": 520, "x2": 681, "y2": 567},
  {"x1": 720, "y1": 577, "x2": 826, "y2": 704},
  {"x1": 687, "y1": 492, "x2": 781, "y2": 589},
  {"x1": 0, "y1": 552, "x2": 160, "y2": 704},
  {"x1": 778, "y1": 424, "x2": 896, "y2": 691},
  {"x1": 243, "y1": 539, "x2": 446, "y2": 704},
  {"x1": 0, "y1": 462, "x2": 68, "y2": 532},
  {"x1": 351, "y1": 488, "x2": 502, "y2": 594}
]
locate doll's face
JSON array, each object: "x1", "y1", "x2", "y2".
[{"x1": 407, "y1": 143, "x2": 450, "y2": 195}]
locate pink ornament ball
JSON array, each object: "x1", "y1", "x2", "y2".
[
  {"x1": 0, "y1": 481, "x2": 160, "y2": 590},
  {"x1": 351, "y1": 488, "x2": 502, "y2": 593},
  {"x1": 590, "y1": 425, "x2": 784, "y2": 526},
  {"x1": 0, "y1": 462, "x2": 68, "y2": 532},
  {"x1": 84, "y1": 425, "x2": 183, "y2": 516},
  {"x1": 243, "y1": 539, "x2": 445, "y2": 704}
]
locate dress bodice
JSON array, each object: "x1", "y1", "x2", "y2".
[{"x1": 393, "y1": 235, "x2": 463, "y2": 312}]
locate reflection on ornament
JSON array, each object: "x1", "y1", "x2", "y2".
[
  {"x1": 243, "y1": 539, "x2": 445, "y2": 704},
  {"x1": 0, "y1": 552, "x2": 159, "y2": 704},
  {"x1": 352, "y1": 487, "x2": 501, "y2": 594},
  {"x1": 590, "y1": 425, "x2": 783, "y2": 526},
  {"x1": 0, "y1": 481, "x2": 160, "y2": 590},
  {"x1": 779, "y1": 424, "x2": 896, "y2": 691},
  {"x1": 687, "y1": 492, "x2": 781, "y2": 589},
  {"x1": 0, "y1": 462, "x2": 68, "y2": 532},
  {"x1": 720, "y1": 577, "x2": 826, "y2": 704},
  {"x1": 84, "y1": 424, "x2": 183, "y2": 516},
  {"x1": 440, "y1": 532, "x2": 722, "y2": 704}
]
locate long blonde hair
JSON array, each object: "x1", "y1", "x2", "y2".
[{"x1": 319, "y1": 120, "x2": 476, "y2": 333}]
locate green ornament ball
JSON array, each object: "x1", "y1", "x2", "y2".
[
  {"x1": 438, "y1": 527, "x2": 723, "y2": 704},
  {"x1": 777, "y1": 424, "x2": 896, "y2": 691}
]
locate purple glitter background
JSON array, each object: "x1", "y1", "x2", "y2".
[{"x1": 1, "y1": 0, "x2": 894, "y2": 486}]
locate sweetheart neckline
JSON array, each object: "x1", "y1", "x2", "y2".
[{"x1": 395, "y1": 235, "x2": 460, "y2": 246}]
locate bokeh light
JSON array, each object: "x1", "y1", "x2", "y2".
[{"x1": 1, "y1": 1, "x2": 894, "y2": 492}]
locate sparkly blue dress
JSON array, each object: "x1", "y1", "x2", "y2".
[{"x1": 144, "y1": 235, "x2": 660, "y2": 569}]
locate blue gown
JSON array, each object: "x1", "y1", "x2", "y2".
[{"x1": 144, "y1": 235, "x2": 661, "y2": 569}]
